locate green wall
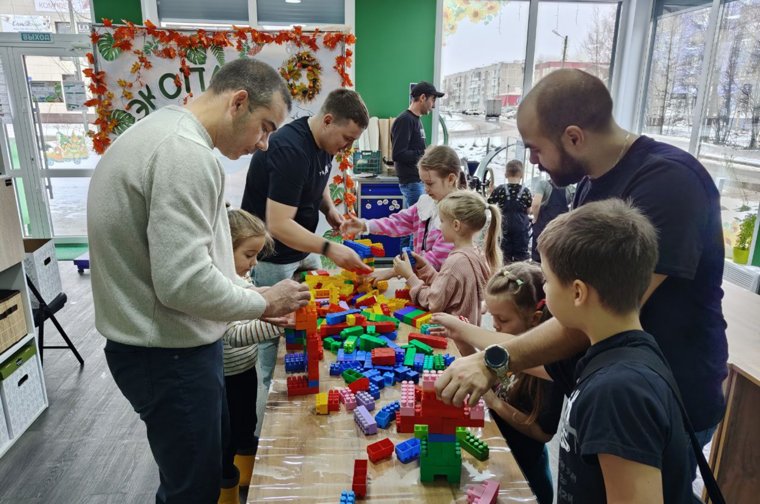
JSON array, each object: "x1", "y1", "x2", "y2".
[
  {"x1": 92, "y1": 0, "x2": 142, "y2": 24},
  {"x1": 355, "y1": 0, "x2": 437, "y2": 142}
]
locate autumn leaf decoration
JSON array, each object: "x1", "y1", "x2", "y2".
[{"x1": 84, "y1": 20, "x2": 356, "y2": 154}]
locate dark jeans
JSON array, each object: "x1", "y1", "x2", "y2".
[
  {"x1": 399, "y1": 182, "x2": 425, "y2": 249},
  {"x1": 222, "y1": 366, "x2": 259, "y2": 482},
  {"x1": 104, "y1": 339, "x2": 225, "y2": 504}
]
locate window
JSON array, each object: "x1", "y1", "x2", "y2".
[
  {"x1": 641, "y1": 0, "x2": 760, "y2": 260},
  {"x1": 0, "y1": 0, "x2": 91, "y2": 33},
  {"x1": 439, "y1": 0, "x2": 621, "y2": 190}
]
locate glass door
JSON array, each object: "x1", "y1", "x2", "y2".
[{"x1": 0, "y1": 34, "x2": 94, "y2": 240}]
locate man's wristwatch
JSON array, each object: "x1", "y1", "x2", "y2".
[{"x1": 484, "y1": 344, "x2": 510, "y2": 386}]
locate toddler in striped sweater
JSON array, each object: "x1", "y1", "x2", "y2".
[
  {"x1": 219, "y1": 209, "x2": 289, "y2": 501},
  {"x1": 340, "y1": 145, "x2": 466, "y2": 279},
  {"x1": 393, "y1": 190, "x2": 502, "y2": 356}
]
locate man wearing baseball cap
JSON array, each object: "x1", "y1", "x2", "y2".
[{"x1": 391, "y1": 81, "x2": 445, "y2": 248}]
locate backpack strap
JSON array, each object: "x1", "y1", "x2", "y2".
[{"x1": 578, "y1": 347, "x2": 726, "y2": 504}]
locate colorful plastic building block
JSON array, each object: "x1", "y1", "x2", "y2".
[
  {"x1": 328, "y1": 389, "x2": 341, "y2": 412},
  {"x1": 354, "y1": 405, "x2": 377, "y2": 435},
  {"x1": 375, "y1": 401, "x2": 400, "y2": 429},
  {"x1": 466, "y1": 480, "x2": 500, "y2": 504},
  {"x1": 356, "y1": 391, "x2": 375, "y2": 411},
  {"x1": 352, "y1": 459, "x2": 368, "y2": 498},
  {"x1": 402, "y1": 246, "x2": 416, "y2": 267},
  {"x1": 409, "y1": 332, "x2": 448, "y2": 349},
  {"x1": 339, "y1": 489, "x2": 356, "y2": 504},
  {"x1": 339, "y1": 388, "x2": 357, "y2": 411},
  {"x1": 315, "y1": 392, "x2": 328, "y2": 415},
  {"x1": 395, "y1": 437, "x2": 421, "y2": 464},
  {"x1": 456, "y1": 427, "x2": 489, "y2": 461},
  {"x1": 367, "y1": 437, "x2": 395, "y2": 463}
]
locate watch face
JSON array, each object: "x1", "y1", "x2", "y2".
[{"x1": 485, "y1": 345, "x2": 508, "y2": 369}]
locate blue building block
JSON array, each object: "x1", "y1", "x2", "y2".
[
  {"x1": 395, "y1": 438, "x2": 421, "y2": 464},
  {"x1": 443, "y1": 354, "x2": 456, "y2": 367},
  {"x1": 413, "y1": 353, "x2": 425, "y2": 372},
  {"x1": 399, "y1": 369, "x2": 419, "y2": 384},
  {"x1": 380, "y1": 335, "x2": 400, "y2": 348},
  {"x1": 325, "y1": 309, "x2": 362, "y2": 326},
  {"x1": 394, "y1": 365, "x2": 410, "y2": 379},
  {"x1": 368, "y1": 383, "x2": 380, "y2": 400},
  {"x1": 394, "y1": 348, "x2": 405, "y2": 364},
  {"x1": 355, "y1": 350, "x2": 367, "y2": 362},
  {"x1": 337, "y1": 349, "x2": 356, "y2": 362},
  {"x1": 375, "y1": 365, "x2": 394, "y2": 373},
  {"x1": 374, "y1": 401, "x2": 400, "y2": 429},
  {"x1": 402, "y1": 246, "x2": 416, "y2": 267},
  {"x1": 329, "y1": 362, "x2": 343, "y2": 376},
  {"x1": 369, "y1": 375, "x2": 385, "y2": 390},
  {"x1": 364, "y1": 355, "x2": 373, "y2": 369},
  {"x1": 344, "y1": 240, "x2": 373, "y2": 258},
  {"x1": 363, "y1": 369, "x2": 380, "y2": 379},
  {"x1": 284, "y1": 353, "x2": 306, "y2": 373},
  {"x1": 382, "y1": 371, "x2": 395, "y2": 387},
  {"x1": 308, "y1": 379, "x2": 319, "y2": 388},
  {"x1": 339, "y1": 490, "x2": 356, "y2": 504},
  {"x1": 429, "y1": 433, "x2": 456, "y2": 443}
]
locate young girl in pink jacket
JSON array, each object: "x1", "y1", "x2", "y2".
[
  {"x1": 393, "y1": 190, "x2": 502, "y2": 355},
  {"x1": 340, "y1": 145, "x2": 465, "y2": 280}
]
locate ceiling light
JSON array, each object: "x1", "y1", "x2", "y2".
[{"x1": 285, "y1": 0, "x2": 302, "y2": 4}]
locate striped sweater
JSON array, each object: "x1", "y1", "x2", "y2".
[
  {"x1": 366, "y1": 194, "x2": 453, "y2": 270},
  {"x1": 406, "y1": 246, "x2": 490, "y2": 326},
  {"x1": 223, "y1": 276, "x2": 284, "y2": 376}
]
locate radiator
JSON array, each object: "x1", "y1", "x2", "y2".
[{"x1": 723, "y1": 259, "x2": 760, "y2": 293}]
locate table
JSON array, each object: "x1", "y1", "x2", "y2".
[
  {"x1": 248, "y1": 318, "x2": 537, "y2": 503},
  {"x1": 706, "y1": 281, "x2": 760, "y2": 503}
]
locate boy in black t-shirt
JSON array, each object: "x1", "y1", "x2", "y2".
[{"x1": 536, "y1": 199, "x2": 693, "y2": 504}]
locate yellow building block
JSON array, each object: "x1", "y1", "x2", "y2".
[
  {"x1": 388, "y1": 298, "x2": 410, "y2": 311},
  {"x1": 376, "y1": 280, "x2": 389, "y2": 293},
  {"x1": 315, "y1": 393, "x2": 328, "y2": 415},
  {"x1": 415, "y1": 313, "x2": 433, "y2": 329},
  {"x1": 355, "y1": 238, "x2": 373, "y2": 246},
  {"x1": 346, "y1": 314, "x2": 356, "y2": 326}
]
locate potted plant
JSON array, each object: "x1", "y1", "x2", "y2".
[{"x1": 733, "y1": 213, "x2": 757, "y2": 265}]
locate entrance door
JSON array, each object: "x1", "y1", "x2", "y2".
[{"x1": 0, "y1": 33, "x2": 95, "y2": 241}]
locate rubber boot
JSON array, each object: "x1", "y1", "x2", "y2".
[{"x1": 234, "y1": 454, "x2": 255, "y2": 487}]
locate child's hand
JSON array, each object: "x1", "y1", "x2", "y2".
[
  {"x1": 410, "y1": 251, "x2": 428, "y2": 271},
  {"x1": 431, "y1": 313, "x2": 468, "y2": 341},
  {"x1": 368, "y1": 268, "x2": 396, "y2": 284},
  {"x1": 261, "y1": 313, "x2": 295, "y2": 329},
  {"x1": 339, "y1": 215, "x2": 365, "y2": 238},
  {"x1": 393, "y1": 251, "x2": 415, "y2": 279}
]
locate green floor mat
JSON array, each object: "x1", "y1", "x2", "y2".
[{"x1": 55, "y1": 243, "x2": 89, "y2": 261}]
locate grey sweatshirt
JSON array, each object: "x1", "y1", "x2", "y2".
[{"x1": 87, "y1": 105, "x2": 267, "y2": 348}]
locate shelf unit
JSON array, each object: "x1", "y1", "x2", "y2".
[{"x1": 0, "y1": 176, "x2": 49, "y2": 458}]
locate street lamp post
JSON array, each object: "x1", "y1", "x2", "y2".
[{"x1": 552, "y1": 29, "x2": 568, "y2": 68}]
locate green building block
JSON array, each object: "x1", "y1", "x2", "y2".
[
  {"x1": 402, "y1": 309, "x2": 426, "y2": 325},
  {"x1": 423, "y1": 354, "x2": 434, "y2": 370},
  {"x1": 366, "y1": 324, "x2": 376, "y2": 335},
  {"x1": 359, "y1": 334, "x2": 386, "y2": 351},
  {"x1": 404, "y1": 347, "x2": 417, "y2": 367},
  {"x1": 329, "y1": 340, "x2": 342, "y2": 353},
  {"x1": 414, "y1": 424, "x2": 428, "y2": 440},
  {"x1": 323, "y1": 337, "x2": 336, "y2": 351},
  {"x1": 456, "y1": 427, "x2": 489, "y2": 461},
  {"x1": 409, "y1": 339, "x2": 433, "y2": 355},
  {"x1": 341, "y1": 326, "x2": 364, "y2": 338},
  {"x1": 419, "y1": 440, "x2": 462, "y2": 483},
  {"x1": 344, "y1": 336, "x2": 358, "y2": 353},
  {"x1": 342, "y1": 368, "x2": 364, "y2": 384},
  {"x1": 433, "y1": 354, "x2": 445, "y2": 370}
]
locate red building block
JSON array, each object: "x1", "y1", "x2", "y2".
[
  {"x1": 381, "y1": 304, "x2": 391, "y2": 316},
  {"x1": 371, "y1": 322, "x2": 396, "y2": 334},
  {"x1": 408, "y1": 333, "x2": 448, "y2": 349},
  {"x1": 327, "y1": 389, "x2": 341, "y2": 412},
  {"x1": 286, "y1": 375, "x2": 319, "y2": 396},
  {"x1": 395, "y1": 288, "x2": 411, "y2": 300},
  {"x1": 352, "y1": 459, "x2": 368, "y2": 498},
  {"x1": 367, "y1": 438, "x2": 395, "y2": 463},
  {"x1": 356, "y1": 295, "x2": 377, "y2": 307},
  {"x1": 319, "y1": 322, "x2": 348, "y2": 337},
  {"x1": 371, "y1": 348, "x2": 396, "y2": 366},
  {"x1": 348, "y1": 377, "x2": 370, "y2": 393}
]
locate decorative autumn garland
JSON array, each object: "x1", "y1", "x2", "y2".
[
  {"x1": 85, "y1": 19, "x2": 355, "y2": 154},
  {"x1": 280, "y1": 51, "x2": 322, "y2": 103}
]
